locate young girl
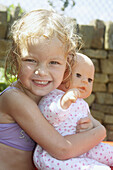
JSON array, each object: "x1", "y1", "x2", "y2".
[
  {"x1": 34, "y1": 53, "x2": 113, "y2": 170},
  {"x1": 0, "y1": 9, "x2": 106, "y2": 170}
]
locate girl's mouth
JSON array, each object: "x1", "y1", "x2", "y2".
[{"x1": 33, "y1": 80, "x2": 51, "y2": 86}]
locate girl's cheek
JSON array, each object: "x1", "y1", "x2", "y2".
[
  {"x1": 26, "y1": 65, "x2": 34, "y2": 71},
  {"x1": 22, "y1": 64, "x2": 35, "y2": 73}
]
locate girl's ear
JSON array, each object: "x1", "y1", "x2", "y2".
[
  {"x1": 65, "y1": 79, "x2": 70, "y2": 90},
  {"x1": 62, "y1": 61, "x2": 72, "y2": 83}
]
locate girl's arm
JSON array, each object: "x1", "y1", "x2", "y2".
[
  {"x1": 2, "y1": 89, "x2": 106, "y2": 160},
  {"x1": 89, "y1": 114, "x2": 103, "y2": 128},
  {"x1": 64, "y1": 123, "x2": 106, "y2": 159}
]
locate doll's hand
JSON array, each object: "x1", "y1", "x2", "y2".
[
  {"x1": 76, "y1": 113, "x2": 94, "y2": 133},
  {"x1": 60, "y1": 88, "x2": 80, "y2": 109}
]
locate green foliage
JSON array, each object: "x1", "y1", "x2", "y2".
[
  {"x1": 7, "y1": 4, "x2": 25, "y2": 22},
  {"x1": 0, "y1": 68, "x2": 8, "y2": 92},
  {"x1": 7, "y1": 4, "x2": 15, "y2": 22},
  {"x1": 0, "y1": 68, "x2": 17, "y2": 92},
  {"x1": 48, "y1": 0, "x2": 76, "y2": 11}
]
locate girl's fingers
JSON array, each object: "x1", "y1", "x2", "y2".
[
  {"x1": 77, "y1": 117, "x2": 90, "y2": 124},
  {"x1": 76, "y1": 117, "x2": 93, "y2": 133}
]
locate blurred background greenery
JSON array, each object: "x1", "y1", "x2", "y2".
[
  {"x1": 0, "y1": 68, "x2": 9, "y2": 92},
  {"x1": 0, "y1": 67, "x2": 16, "y2": 92}
]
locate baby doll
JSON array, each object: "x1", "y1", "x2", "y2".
[{"x1": 34, "y1": 53, "x2": 113, "y2": 170}]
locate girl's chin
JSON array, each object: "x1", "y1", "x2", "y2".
[{"x1": 33, "y1": 90, "x2": 52, "y2": 97}]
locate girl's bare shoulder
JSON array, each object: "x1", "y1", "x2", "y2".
[
  {"x1": 0, "y1": 87, "x2": 35, "y2": 119},
  {"x1": 0, "y1": 88, "x2": 23, "y2": 123}
]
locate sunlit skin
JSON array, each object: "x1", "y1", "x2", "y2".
[{"x1": 18, "y1": 37, "x2": 67, "y2": 102}]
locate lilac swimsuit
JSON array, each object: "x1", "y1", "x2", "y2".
[{"x1": 0, "y1": 87, "x2": 36, "y2": 151}]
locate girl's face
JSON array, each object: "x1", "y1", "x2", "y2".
[
  {"x1": 18, "y1": 37, "x2": 67, "y2": 98},
  {"x1": 70, "y1": 60, "x2": 94, "y2": 99}
]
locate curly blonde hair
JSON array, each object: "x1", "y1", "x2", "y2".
[{"x1": 5, "y1": 9, "x2": 81, "y2": 82}]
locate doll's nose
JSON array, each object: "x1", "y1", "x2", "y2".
[{"x1": 82, "y1": 77, "x2": 88, "y2": 84}]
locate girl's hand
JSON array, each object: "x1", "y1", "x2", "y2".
[
  {"x1": 60, "y1": 88, "x2": 80, "y2": 109},
  {"x1": 76, "y1": 114, "x2": 94, "y2": 133}
]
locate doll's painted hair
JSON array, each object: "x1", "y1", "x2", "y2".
[{"x1": 5, "y1": 9, "x2": 81, "y2": 81}]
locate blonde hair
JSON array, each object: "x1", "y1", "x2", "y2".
[{"x1": 5, "y1": 9, "x2": 81, "y2": 81}]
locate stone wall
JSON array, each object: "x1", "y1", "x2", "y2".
[
  {"x1": 0, "y1": 6, "x2": 113, "y2": 141},
  {"x1": 0, "y1": 6, "x2": 11, "y2": 67},
  {"x1": 78, "y1": 20, "x2": 113, "y2": 141}
]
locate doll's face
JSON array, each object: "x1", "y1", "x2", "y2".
[{"x1": 70, "y1": 56, "x2": 94, "y2": 99}]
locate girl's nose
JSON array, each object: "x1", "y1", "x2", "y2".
[{"x1": 35, "y1": 65, "x2": 48, "y2": 76}]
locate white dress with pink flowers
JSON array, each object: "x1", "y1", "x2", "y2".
[{"x1": 33, "y1": 89, "x2": 113, "y2": 170}]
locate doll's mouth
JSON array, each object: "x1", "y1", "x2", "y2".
[{"x1": 78, "y1": 87, "x2": 86, "y2": 92}]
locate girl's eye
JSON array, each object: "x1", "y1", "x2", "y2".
[
  {"x1": 50, "y1": 61, "x2": 60, "y2": 65},
  {"x1": 24, "y1": 59, "x2": 36, "y2": 63},
  {"x1": 88, "y1": 78, "x2": 93, "y2": 83},
  {"x1": 76, "y1": 73, "x2": 81, "y2": 78}
]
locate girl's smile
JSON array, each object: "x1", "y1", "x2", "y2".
[{"x1": 32, "y1": 79, "x2": 51, "y2": 87}]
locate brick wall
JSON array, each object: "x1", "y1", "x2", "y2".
[{"x1": 0, "y1": 6, "x2": 113, "y2": 140}]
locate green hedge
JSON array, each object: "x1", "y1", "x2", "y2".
[
  {"x1": 0, "y1": 68, "x2": 9, "y2": 92},
  {"x1": 0, "y1": 67, "x2": 17, "y2": 92}
]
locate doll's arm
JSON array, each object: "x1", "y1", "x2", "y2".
[
  {"x1": 39, "y1": 89, "x2": 70, "y2": 126},
  {"x1": 60, "y1": 88, "x2": 80, "y2": 109}
]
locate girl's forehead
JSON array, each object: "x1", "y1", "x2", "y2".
[
  {"x1": 27, "y1": 36, "x2": 64, "y2": 48},
  {"x1": 20, "y1": 36, "x2": 66, "y2": 60}
]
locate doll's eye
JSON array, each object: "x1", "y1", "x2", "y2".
[
  {"x1": 76, "y1": 73, "x2": 81, "y2": 78},
  {"x1": 88, "y1": 78, "x2": 93, "y2": 83}
]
